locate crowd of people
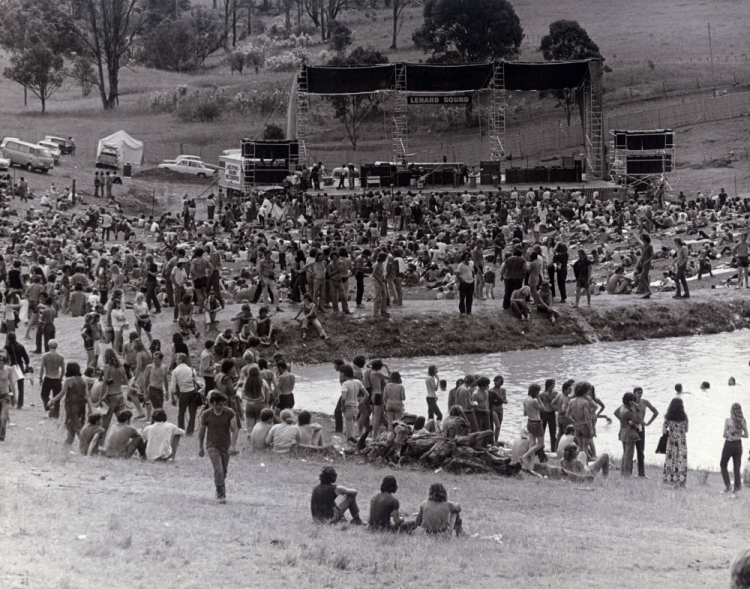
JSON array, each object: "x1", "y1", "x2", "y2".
[{"x1": 0, "y1": 169, "x2": 748, "y2": 518}]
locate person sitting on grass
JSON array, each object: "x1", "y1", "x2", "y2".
[
  {"x1": 265, "y1": 408, "x2": 301, "y2": 454},
  {"x1": 556, "y1": 425, "x2": 577, "y2": 459},
  {"x1": 559, "y1": 442, "x2": 610, "y2": 477},
  {"x1": 415, "y1": 482, "x2": 463, "y2": 536},
  {"x1": 310, "y1": 466, "x2": 363, "y2": 525},
  {"x1": 441, "y1": 405, "x2": 471, "y2": 437},
  {"x1": 298, "y1": 410, "x2": 325, "y2": 447},
  {"x1": 104, "y1": 410, "x2": 146, "y2": 459},
  {"x1": 256, "y1": 306, "x2": 278, "y2": 348},
  {"x1": 731, "y1": 548, "x2": 750, "y2": 589},
  {"x1": 294, "y1": 293, "x2": 328, "y2": 343},
  {"x1": 141, "y1": 408, "x2": 184, "y2": 461},
  {"x1": 249, "y1": 408, "x2": 275, "y2": 450},
  {"x1": 204, "y1": 292, "x2": 222, "y2": 337},
  {"x1": 537, "y1": 281, "x2": 560, "y2": 324},
  {"x1": 368, "y1": 475, "x2": 417, "y2": 533},
  {"x1": 177, "y1": 294, "x2": 197, "y2": 338},
  {"x1": 79, "y1": 412, "x2": 106, "y2": 456},
  {"x1": 510, "y1": 286, "x2": 531, "y2": 322}
]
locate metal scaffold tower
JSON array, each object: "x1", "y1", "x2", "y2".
[
  {"x1": 297, "y1": 66, "x2": 309, "y2": 159},
  {"x1": 583, "y1": 60, "x2": 604, "y2": 178},
  {"x1": 488, "y1": 62, "x2": 506, "y2": 161},
  {"x1": 392, "y1": 63, "x2": 408, "y2": 161}
]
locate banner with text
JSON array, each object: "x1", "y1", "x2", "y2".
[{"x1": 407, "y1": 95, "x2": 472, "y2": 105}]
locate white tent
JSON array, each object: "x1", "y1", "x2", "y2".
[{"x1": 97, "y1": 130, "x2": 144, "y2": 166}]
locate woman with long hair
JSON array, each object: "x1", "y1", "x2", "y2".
[
  {"x1": 662, "y1": 397, "x2": 689, "y2": 487},
  {"x1": 48, "y1": 362, "x2": 88, "y2": 446},
  {"x1": 383, "y1": 371, "x2": 406, "y2": 430},
  {"x1": 133, "y1": 292, "x2": 153, "y2": 344},
  {"x1": 721, "y1": 403, "x2": 748, "y2": 493},
  {"x1": 100, "y1": 348, "x2": 129, "y2": 432}
]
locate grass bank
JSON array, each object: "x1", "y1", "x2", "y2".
[
  {"x1": 262, "y1": 289, "x2": 750, "y2": 364},
  {"x1": 2, "y1": 412, "x2": 747, "y2": 589}
]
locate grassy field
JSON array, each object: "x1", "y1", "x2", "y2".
[{"x1": 2, "y1": 405, "x2": 748, "y2": 589}]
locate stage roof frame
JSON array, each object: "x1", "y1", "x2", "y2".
[{"x1": 304, "y1": 59, "x2": 595, "y2": 96}]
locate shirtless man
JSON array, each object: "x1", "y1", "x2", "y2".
[
  {"x1": 40, "y1": 340, "x2": 65, "y2": 418},
  {"x1": 567, "y1": 382, "x2": 594, "y2": 459},
  {"x1": 143, "y1": 351, "x2": 169, "y2": 422},
  {"x1": 732, "y1": 233, "x2": 749, "y2": 288}
]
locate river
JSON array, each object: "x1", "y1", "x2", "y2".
[{"x1": 290, "y1": 330, "x2": 750, "y2": 470}]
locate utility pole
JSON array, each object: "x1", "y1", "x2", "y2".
[{"x1": 708, "y1": 22, "x2": 716, "y2": 96}]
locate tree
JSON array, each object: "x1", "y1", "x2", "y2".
[
  {"x1": 413, "y1": 0, "x2": 523, "y2": 63},
  {"x1": 326, "y1": 47, "x2": 388, "y2": 149},
  {"x1": 538, "y1": 20, "x2": 604, "y2": 126},
  {"x1": 70, "y1": 56, "x2": 96, "y2": 96},
  {"x1": 539, "y1": 19, "x2": 602, "y2": 62},
  {"x1": 140, "y1": 7, "x2": 224, "y2": 71},
  {"x1": 390, "y1": 0, "x2": 412, "y2": 50},
  {"x1": 328, "y1": 20, "x2": 352, "y2": 53},
  {"x1": 60, "y1": 0, "x2": 148, "y2": 110},
  {"x1": 263, "y1": 123, "x2": 286, "y2": 139},
  {"x1": 3, "y1": 45, "x2": 65, "y2": 112}
]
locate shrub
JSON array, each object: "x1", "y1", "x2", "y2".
[
  {"x1": 263, "y1": 123, "x2": 286, "y2": 140},
  {"x1": 228, "y1": 51, "x2": 245, "y2": 75},
  {"x1": 265, "y1": 48, "x2": 312, "y2": 71},
  {"x1": 328, "y1": 21, "x2": 353, "y2": 53}
]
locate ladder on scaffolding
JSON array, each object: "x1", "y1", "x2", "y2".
[
  {"x1": 392, "y1": 63, "x2": 408, "y2": 161},
  {"x1": 489, "y1": 62, "x2": 506, "y2": 161},
  {"x1": 297, "y1": 66, "x2": 309, "y2": 160},
  {"x1": 585, "y1": 79, "x2": 604, "y2": 178}
]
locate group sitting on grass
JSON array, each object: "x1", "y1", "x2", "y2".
[{"x1": 310, "y1": 466, "x2": 463, "y2": 536}]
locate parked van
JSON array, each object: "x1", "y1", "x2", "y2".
[{"x1": 1, "y1": 139, "x2": 54, "y2": 173}]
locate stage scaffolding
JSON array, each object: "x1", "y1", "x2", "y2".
[{"x1": 295, "y1": 60, "x2": 605, "y2": 179}]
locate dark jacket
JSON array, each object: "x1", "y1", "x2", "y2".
[
  {"x1": 5, "y1": 341, "x2": 29, "y2": 371},
  {"x1": 504, "y1": 255, "x2": 526, "y2": 281}
]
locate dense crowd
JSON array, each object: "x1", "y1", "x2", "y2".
[{"x1": 0, "y1": 169, "x2": 748, "y2": 514}]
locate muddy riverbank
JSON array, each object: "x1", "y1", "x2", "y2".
[{"x1": 267, "y1": 289, "x2": 750, "y2": 364}]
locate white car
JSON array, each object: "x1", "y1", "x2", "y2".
[
  {"x1": 0, "y1": 155, "x2": 9, "y2": 170},
  {"x1": 158, "y1": 155, "x2": 216, "y2": 178},
  {"x1": 38, "y1": 140, "x2": 61, "y2": 164}
]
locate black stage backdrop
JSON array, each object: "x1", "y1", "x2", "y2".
[{"x1": 305, "y1": 60, "x2": 594, "y2": 95}]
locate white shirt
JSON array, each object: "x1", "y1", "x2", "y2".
[
  {"x1": 169, "y1": 364, "x2": 199, "y2": 395},
  {"x1": 142, "y1": 422, "x2": 185, "y2": 460}
]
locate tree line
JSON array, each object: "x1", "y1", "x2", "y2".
[{"x1": 0, "y1": 0, "x2": 605, "y2": 116}]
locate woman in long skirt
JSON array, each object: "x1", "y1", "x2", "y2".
[{"x1": 662, "y1": 397, "x2": 689, "y2": 487}]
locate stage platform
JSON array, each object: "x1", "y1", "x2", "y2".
[{"x1": 310, "y1": 178, "x2": 619, "y2": 196}]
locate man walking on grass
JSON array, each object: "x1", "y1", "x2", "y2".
[{"x1": 199, "y1": 392, "x2": 238, "y2": 503}]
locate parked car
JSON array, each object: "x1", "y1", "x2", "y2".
[
  {"x1": 37, "y1": 140, "x2": 61, "y2": 164},
  {"x1": 2, "y1": 139, "x2": 54, "y2": 173},
  {"x1": 43, "y1": 135, "x2": 75, "y2": 155},
  {"x1": 158, "y1": 155, "x2": 216, "y2": 178},
  {"x1": 0, "y1": 155, "x2": 10, "y2": 170},
  {"x1": 96, "y1": 145, "x2": 119, "y2": 169}
]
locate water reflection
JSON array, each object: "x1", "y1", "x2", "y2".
[{"x1": 291, "y1": 331, "x2": 750, "y2": 470}]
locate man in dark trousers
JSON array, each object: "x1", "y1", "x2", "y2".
[
  {"x1": 198, "y1": 392, "x2": 238, "y2": 503},
  {"x1": 502, "y1": 248, "x2": 526, "y2": 310}
]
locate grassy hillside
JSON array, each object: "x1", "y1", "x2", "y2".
[{"x1": 0, "y1": 0, "x2": 748, "y2": 190}]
